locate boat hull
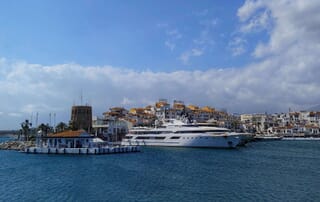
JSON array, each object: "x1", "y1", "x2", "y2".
[
  {"x1": 255, "y1": 136, "x2": 283, "y2": 141},
  {"x1": 122, "y1": 134, "x2": 242, "y2": 148},
  {"x1": 282, "y1": 137, "x2": 320, "y2": 141}
]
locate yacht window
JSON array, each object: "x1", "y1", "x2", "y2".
[
  {"x1": 136, "y1": 136, "x2": 150, "y2": 139},
  {"x1": 131, "y1": 130, "x2": 171, "y2": 135},
  {"x1": 174, "y1": 130, "x2": 229, "y2": 134},
  {"x1": 154, "y1": 137, "x2": 166, "y2": 140},
  {"x1": 170, "y1": 136, "x2": 180, "y2": 139},
  {"x1": 126, "y1": 136, "x2": 133, "y2": 139},
  {"x1": 158, "y1": 131, "x2": 171, "y2": 134},
  {"x1": 153, "y1": 131, "x2": 171, "y2": 134}
]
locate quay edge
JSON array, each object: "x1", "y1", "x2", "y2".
[{"x1": 24, "y1": 145, "x2": 140, "y2": 155}]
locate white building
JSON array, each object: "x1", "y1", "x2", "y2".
[
  {"x1": 36, "y1": 130, "x2": 103, "y2": 149},
  {"x1": 92, "y1": 116, "x2": 130, "y2": 142}
]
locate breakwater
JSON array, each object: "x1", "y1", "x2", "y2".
[
  {"x1": 0, "y1": 141, "x2": 35, "y2": 151},
  {"x1": 0, "y1": 140, "x2": 140, "y2": 155}
]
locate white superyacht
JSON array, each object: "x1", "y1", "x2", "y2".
[{"x1": 121, "y1": 119, "x2": 247, "y2": 148}]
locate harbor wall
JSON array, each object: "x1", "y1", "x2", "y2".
[{"x1": 24, "y1": 146, "x2": 140, "y2": 155}]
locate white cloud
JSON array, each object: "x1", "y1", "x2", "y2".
[
  {"x1": 1, "y1": 46, "x2": 320, "y2": 129},
  {"x1": 237, "y1": 0, "x2": 264, "y2": 22},
  {"x1": 1, "y1": 1, "x2": 320, "y2": 129},
  {"x1": 166, "y1": 29, "x2": 182, "y2": 39},
  {"x1": 165, "y1": 41, "x2": 175, "y2": 51},
  {"x1": 160, "y1": 27, "x2": 182, "y2": 51},
  {"x1": 228, "y1": 37, "x2": 247, "y2": 56},
  {"x1": 183, "y1": 18, "x2": 217, "y2": 64},
  {"x1": 238, "y1": 0, "x2": 320, "y2": 58},
  {"x1": 240, "y1": 9, "x2": 271, "y2": 33},
  {"x1": 199, "y1": 19, "x2": 218, "y2": 27},
  {"x1": 8, "y1": 113, "x2": 22, "y2": 117},
  {"x1": 159, "y1": 16, "x2": 217, "y2": 64},
  {"x1": 121, "y1": 97, "x2": 134, "y2": 106},
  {"x1": 179, "y1": 49, "x2": 204, "y2": 65},
  {"x1": 193, "y1": 18, "x2": 217, "y2": 46}
]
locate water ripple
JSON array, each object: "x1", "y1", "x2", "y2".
[{"x1": 0, "y1": 139, "x2": 319, "y2": 201}]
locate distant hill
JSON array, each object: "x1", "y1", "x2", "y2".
[{"x1": 0, "y1": 130, "x2": 18, "y2": 136}]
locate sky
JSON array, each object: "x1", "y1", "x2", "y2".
[{"x1": 1, "y1": 0, "x2": 320, "y2": 129}]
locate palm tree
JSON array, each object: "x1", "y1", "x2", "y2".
[
  {"x1": 55, "y1": 122, "x2": 69, "y2": 133},
  {"x1": 21, "y1": 119, "x2": 32, "y2": 141},
  {"x1": 38, "y1": 123, "x2": 51, "y2": 136}
]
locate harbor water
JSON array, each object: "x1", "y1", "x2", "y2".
[{"x1": 0, "y1": 137, "x2": 319, "y2": 201}]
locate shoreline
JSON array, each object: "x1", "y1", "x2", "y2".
[{"x1": 0, "y1": 141, "x2": 35, "y2": 151}]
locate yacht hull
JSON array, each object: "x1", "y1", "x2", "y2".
[{"x1": 122, "y1": 134, "x2": 242, "y2": 148}]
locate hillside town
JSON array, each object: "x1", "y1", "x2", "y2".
[
  {"x1": 11, "y1": 99, "x2": 320, "y2": 143},
  {"x1": 3, "y1": 98, "x2": 320, "y2": 152},
  {"x1": 87, "y1": 99, "x2": 320, "y2": 141}
]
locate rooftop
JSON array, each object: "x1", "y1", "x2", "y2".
[{"x1": 47, "y1": 130, "x2": 91, "y2": 138}]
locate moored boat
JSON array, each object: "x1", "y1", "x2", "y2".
[
  {"x1": 255, "y1": 135, "x2": 283, "y2": 141},
  {"x1": 121, "y1": 119, "x2": 249, "y2": 148},
  {"x1": 282, "y1": 136, "x2": 320, "y2": 141}
]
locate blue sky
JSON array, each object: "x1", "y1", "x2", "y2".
[
  {"x1": 0, "y1": 0, "x2": 253, "y2": 70},
  {"x1": 1, "y1": 0, "x2": 320, "y2": 129}
]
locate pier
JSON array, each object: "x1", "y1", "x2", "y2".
[{"x1": 24, "y1": 145, "x2": 140, "y2": 155}]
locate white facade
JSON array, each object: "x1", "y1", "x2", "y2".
[
  {"x1": 36, "y1": 130, "x2": 101, "y2": 148},
  {"x1": 92, "y1": 116, "x2": 130, "y2": 141}
]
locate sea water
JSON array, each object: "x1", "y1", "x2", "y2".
[{"x1": 0, "y1": 137, "x2": 319, "y2": 202}]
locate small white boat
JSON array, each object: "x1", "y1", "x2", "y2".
[
  {"x1": 255, "y1": 135, "x2": 283, "y2": 141},
  {"x1": 282, "y1": 137, "x2": 320, "y2": 141}
]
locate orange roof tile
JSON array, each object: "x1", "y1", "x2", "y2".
[
  {"x1": 47, "y1": 130, "x2": 91, "y2": 138},
  {"x1": 155, "y1": 102, "x2": 168, "y2": 108},
  {"x1": 187, "y1": 105, "x2": 199, "y2": 110},
  {"x1": 201, "y1": 106, "x2": 215, "y2": 113}
]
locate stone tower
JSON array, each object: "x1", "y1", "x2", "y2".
[{"x1": 70, "y1": 105, "x2": 92, "y2": 132}]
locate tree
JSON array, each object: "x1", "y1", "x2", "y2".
[
  {"x1": 38, "y1": 123, "x2": 51, "y2": 136},
  {"x1": 21, "y1": 119, "x2": 32, "y2": 141},
  {"x1": 55, "y1": 122, "x2": 69, "y2": 133}
]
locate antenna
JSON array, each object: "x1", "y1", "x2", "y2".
[
  {"x1": 80, "y1": 89, "x2": 83, "y2": 106},
  {"x1": 54, "y1": 113, "x2": 56, "y2": 129},
  {"x1": 30, "y1": 113, "x2": 33, "y2": 126},
  {"x1": 49, "y1": 113, "x2": 52, "y2": 127},
  {"x1": 36, "y1": 112, "x2": 39, "y2": 127}
]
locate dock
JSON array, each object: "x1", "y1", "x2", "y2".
[{"x1": 24, "y1": 145, "x2": 140, "y2": 155}]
